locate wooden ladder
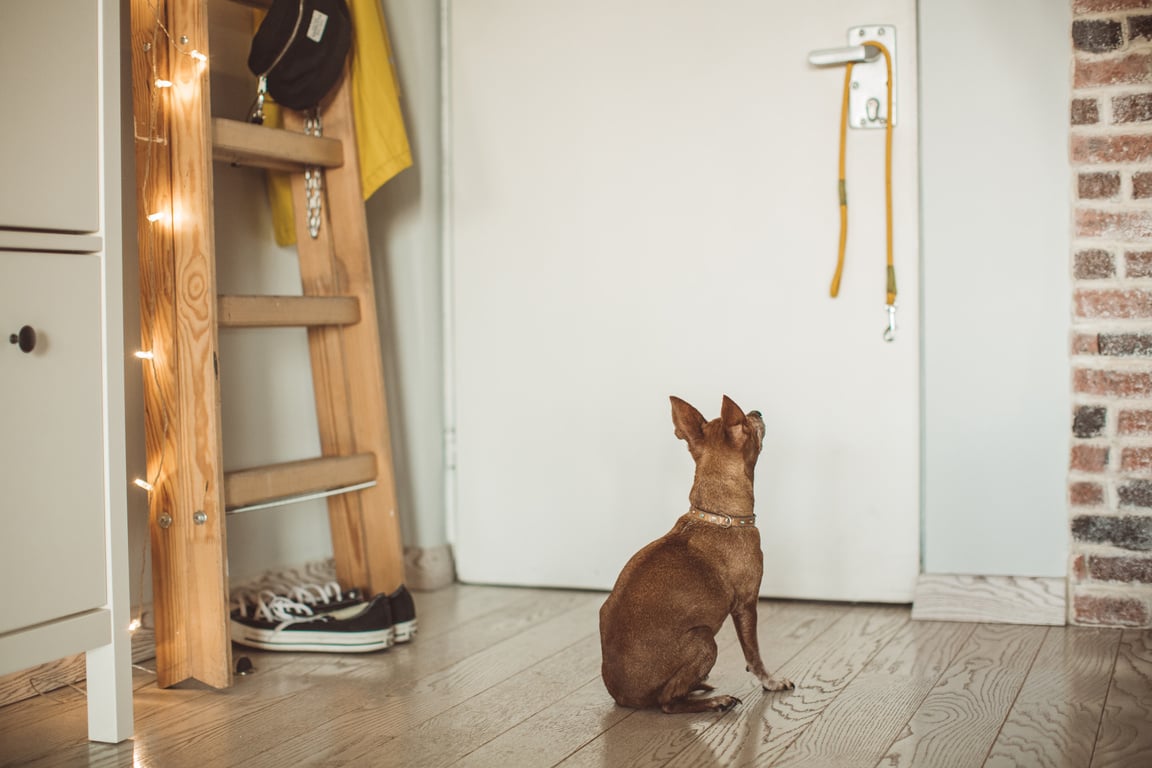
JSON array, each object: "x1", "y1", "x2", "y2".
[{"x1": 128, "y1": 0, "x2": 407, "y2": 688}]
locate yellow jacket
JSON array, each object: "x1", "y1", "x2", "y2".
[{"x1": 261, "y1": 0, "x2": 412, "y2": 245}]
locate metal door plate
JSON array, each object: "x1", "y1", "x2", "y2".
[{"x1": 848, "y1": 25, "x2": 896, "y2": 129}]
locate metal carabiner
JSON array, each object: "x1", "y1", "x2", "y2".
[{"x1": 883, "y1": 304, "x2": 897, "y2": 342}]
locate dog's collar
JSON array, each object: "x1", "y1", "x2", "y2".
[{"x1": 688, "y1": 506, "x2": 756, "y2": 528}]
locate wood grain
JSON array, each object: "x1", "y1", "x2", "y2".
[
  {"x1": 550, "y1": 598, "x2": 847, "y2": 768},
  {"x1": 2, "y1": 586, "x2": 1149, "y2": 768},
  {"x1": 658, "y1": 606, "x2": 909, "y2": 767},
  {"x1": 222, "y1": 453, "x2": 376, "y2": 509},
  {"x1": 129, "y1": 0, "x2": 232, "y2": 690},
  {"x1": 211, "y1": 118, "x2": 343, "y2": 171},
  {"x1": 912, "y1": 574, "x2": 1066, "y2": 626},
  {"x1": 282, "y1": 69, "x2": 407, "y2": 598},
  {"x1": 881, "y1": 623, "x2": 1048, "y2": 768},
  {"x1": 986, "y1": 626, "x2": 1121, "y2": 768},
  {"x1": 771, "y1": 619, "x2": 977, "y2": 767},
  {"x1": 217, "y1": 295, "x2": 359, "y2": 328},
  {"x1": 1091, "y1": 629, "x2": 1152, "y2": 767}
]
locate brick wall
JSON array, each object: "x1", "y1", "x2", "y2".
[{"x1": 1069, "y1": 0, "x2": 1152, "y2": 627}]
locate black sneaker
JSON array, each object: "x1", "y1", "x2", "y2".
[
  {"x1": 387, "y1": 585, "x2": 417, "y2": 643},
  {"x1": 231, "y1": 578, "x2": 366, "y2": 619},
  {"x1": 230, "y1": 592, "x2": 394, "y2": 652}
]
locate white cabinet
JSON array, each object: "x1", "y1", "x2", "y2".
[
  {"x1": 0, "y1": 0, "x2": 133, "y2": 744},
  {"x1": 0, "y1": 251, "x2": 107, "y2": 634}
]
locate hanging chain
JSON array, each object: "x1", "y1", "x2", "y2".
[{"x1": 303, "y1": 110, "x2": 323, "y2": 239}]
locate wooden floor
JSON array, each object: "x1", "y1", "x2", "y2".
[{"x1": 2, "y1": 584, "x2": 1151, "y2": 767}]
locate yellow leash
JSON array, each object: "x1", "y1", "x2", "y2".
[{"x1": 828, "y1": 41, "x2": 896, "y2": 341}]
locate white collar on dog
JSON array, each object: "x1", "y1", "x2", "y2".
[{"x1": 688, "y1": 507, "x2": 757, "y2": 528}]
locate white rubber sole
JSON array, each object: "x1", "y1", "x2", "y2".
[
  {"x1": 393, "y1": 619, "x2": 417, "y2": 643},
  {"x1": 231, "y1": 622, "x2": 394, "y2": 653}
]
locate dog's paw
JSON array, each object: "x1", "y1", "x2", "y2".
[
  {"x1": 715, "y1": 695, "x2": 741, "y2": 711},
  {"x1": 762, "y1": 677, "x2": 795, "y2": 692}
]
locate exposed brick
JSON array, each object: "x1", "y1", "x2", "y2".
[
  {"x1": 1114, "y1": 93, "x2": 1152, "y2": 123},
  {"x1": 1073, "y1": 333, "x2": 1101, "y2": 354},
  {"x1": 1087, "y1": 554, "x2": 1152, "y2": 582},
  {"x1": 1075, "y1": 405, "x2": 1109, "y2": 437},
  {"x1": 1126, "y1": 250, "x2": 1152, "y2": 278},
  {"x1": 1072, "y1": 514, "x2": 1152, "y2": 549},
  {"x1": 1074, "y1": 249, "x2": 1116, "y2": 279},
  {"x1": 1073, "y1": 593, "x2": 1149, "y2": 627},
  {"x1": 1079, "y1": 171, "x2": 1122, "y2": 199},
  {"x1": 1134, "y1": 171, "x2": 1152, "y2": 199},
  {"x1": 1120, "y1": 479, "x2": 1152, "y2": 507},
  {"x1": 1075, "y1": 368, "x2": 1152, "y2": 397},
  {"x1": 1075, "y1": 52, "x2": 1152, "y2": 88},
  {"x1": 1073, "y1": 444, "x2": 1111, "y2": 471},
  {"x1": 1119, "y1": 409, "x2": 1152, "y2": 434},
  {"x1": 1076, "y1": 208, "x2": 1152, "y2": 240},
  {"x1": 1100, "y1": 333, "x2": 1152, "y2": 355},
  {"x1": 1075, "y1": 19, "x2": 1126, "y2": 52},
  {"x1": 1122, "y1": 446, "x2": 1152, "y2": 472},
  {"x1": 1073, "y1": 553, "x2": 1088, "y2": 581},
  {"x1": 1132, "y1": 15, "x2": 1152, "y2": 40},
  {"x1": 1071, "y1": 134, "x2": 1152, "y2": 164},
  {"x1": 1073, "y1": 0, "x2": 1152, "y2": 12},
  {"x1": 1072, "y1": 481, "x2": 1107, "y2": 506},
  {"x1": 1075, "y1": 289, "x2": 1152, "y2": 318},
  {"x1": 1072, "y1": 98, "x2": 1100, "y2": 125}
]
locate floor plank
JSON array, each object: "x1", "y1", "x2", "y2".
[
  {"x1": 985, "y1": 626, "x2": 1121, "y2": 768},
  {"x1": 512, "y1": 600, "x2": 844, "y2": 768},
  {"x1": 770, "y1": 619, "x2": 977, "y2": 768},
  {"x1": 880, "y1": 623, "x2": 1048, "y2": 768},
  {"x1": 241, "y1": 592, "x2": 604, "y2": 767},
  {"x1": 659, "y1": 605, "x2": 910, "y2": 767},
  {"x1": 1091, "y1": 629, "x2": 1152, "y2": 768},
  {"x1": 2, "y1": 585, "x2": 1150, "y2": 768}
]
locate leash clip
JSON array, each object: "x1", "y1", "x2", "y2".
[{"x1": 884, "y1": 304, "x2": 897, "y2": 342}]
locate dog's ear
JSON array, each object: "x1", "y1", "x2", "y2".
[
  {"x1": 670, "y1": 396, "x2": 705, "y2": 447},
  {"x1": 721, "y1": 395, "x2": 749, "y2": 445}
]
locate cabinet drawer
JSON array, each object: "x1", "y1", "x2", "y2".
[
  {"x1": 0, "y1": 0, "x2": 100, "y2": 232},
  {"x1": 0, "y1": 250, "x2": 106, "y2": 635}
]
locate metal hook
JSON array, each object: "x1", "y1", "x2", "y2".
[{"x1": 883, "y1": 304, "x2": 897, "y2": 342}]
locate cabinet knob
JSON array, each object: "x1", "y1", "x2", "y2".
[{"x1": 8, "y1": 325, "x2": 36, "y2": 353}]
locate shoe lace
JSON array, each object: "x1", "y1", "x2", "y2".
[
  {"x1": 251, "y1": 590, "x2": 331, "y2": 633},
  {"x1": 230, "y1": 578, "x2": 352, "y2": 618}
]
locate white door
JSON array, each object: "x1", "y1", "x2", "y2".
[{"x1": 448, "y1": 0, "x2": 920, "y2": 602}]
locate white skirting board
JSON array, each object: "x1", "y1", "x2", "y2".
[{"x1": 912, "y1": 574, "x2": 1066, "y2": 626}]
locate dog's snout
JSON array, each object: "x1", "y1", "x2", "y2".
[{"x1": 749, "y1": 411, "x2": 762, "y2": 419}]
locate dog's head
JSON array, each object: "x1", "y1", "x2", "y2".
[{"x1": 669, "y1": 395, "x2": 765, "y2": 486}]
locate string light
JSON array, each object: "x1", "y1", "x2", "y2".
[
  {"x1": 145, "y1": 211, "x2": 168, "y2": 223},
  {"x1": 154, "y1": 78, "x2": 173, "y2": 89},
  {"x1": 135, "y1": 349, "x2": 155, "y2": 360},
  {"x1": 133, "y1": 478, "x2": 154, "y2": 492},
  {"x1": 189, "y1": 49, "x2": 207, "y2": 64},
  {"x1": 128, "y1": 618, "x2": 142, "y2": 633}
]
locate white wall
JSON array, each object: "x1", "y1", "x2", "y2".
[{"x1": 920, "y1": 0, "x2": 1071, "y2": 577}]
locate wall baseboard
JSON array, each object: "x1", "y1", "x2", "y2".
[
  {"x1": 404, "y1": 544, "x2": 456, "y2": 592},
  {"x1": 912, "y1": 574, "x2": 1066, "y2": 626}
]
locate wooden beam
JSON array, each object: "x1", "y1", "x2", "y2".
[
  {"x1": 212, "y1": 118, "x2": 343, "y2": 172},
  {"x1": 224, "y1": 454, "x2": 377, "y2": 510},
  {"x1": 286, "y1": 71, "x2": 407, "y2": 597},
  {"x1": 129, "y1": 0, "x2": 231, "y2": 689},
  {"x1": 218, "y1": 295, "x2": 360, "y2": 327}
]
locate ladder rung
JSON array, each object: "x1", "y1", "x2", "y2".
[
  {"x1": 224, "y1": 454, "x2": 377, "y2": 510},
  {"x1": 218, "y1": 295, "x2": 360, "y2": 328},
  {"x1": 212, "y1": 118, "x2": 343, "y2": 172}
]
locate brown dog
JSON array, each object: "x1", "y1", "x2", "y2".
[{"x1": 599, "y1": 395, "x2": 794, "y2": 713}]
